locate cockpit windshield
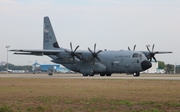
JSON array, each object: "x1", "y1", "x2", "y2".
[{"x1": 133, "y1": 53, "x2": 143, "y2": 58}]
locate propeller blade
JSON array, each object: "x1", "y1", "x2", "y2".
[
  {"x1": 88, "y1": 47, "x2": 93, "y2": 53},
  {"x1": 70, "y1": 42, "x2": 73, "y2": 51},
  {"x1": 146, "y1": 46, "x2": 151, "y2": 52},
  {"x1": 74, "y1": 45, "x2": 79, "y2": 52},
  {"x1": 150, "y1": 58, "x2": 152, "y2": 62},
  {"x1": 128, "y1": 47, "x2": 130, "y2": 51},
  {"x1": 88, "y1": 56, "x2": 93, "y2": 61},
  {"x1": 65, "y1": 42, "x2": 81, "y2": 64},
  {"x1": 94, "y1": 43, "x2": 96, "y2": 52},
  {"x1": 66, "y1": 56, "x2": 72, "y2": 62},
  {"x1": 93, "y1": 58, "x2": 95, "y2": 65},
  {"x1": 88, "y1": 43, "x2": 102, "y2": 65},
  {"x1": 74, "y1": 53, "x2": 81, "y2": 59},
  {"x1": 152, "y1": 44, "x2": 155, "y2": 52},
  {"x1": 133, "y1": 45, "x2": 136, "y2": 51},
  {"x1": 65, "y1": 50, "x2": 71, "y2": 53},
  {"x1": 153, "y1": 56, "x2": 157, "y2": 62},
  {"x1": 96, "y1": 57, "x2": 101, "y2": 62},
  {"x1": 97, "y1": 50, "x2": 102, "y2": 54},
  {"x1": 72, "y1": 57, "x2": 75, "y2": 64}
]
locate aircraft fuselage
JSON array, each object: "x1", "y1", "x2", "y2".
[{"x1": 51, "y1": 50, "x2": 152, "y2": 76}]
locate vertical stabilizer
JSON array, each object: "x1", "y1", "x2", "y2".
[{"x1": 43, "y1": 16, "x2": 60, "y2": 49}]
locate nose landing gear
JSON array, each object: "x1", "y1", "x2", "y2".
[{"x1": 133, "y1": 72, "x2": 140, "y2": 77}]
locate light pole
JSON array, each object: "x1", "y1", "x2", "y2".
[
  {"x1": 6, "y1": 45, "x2": 10, "y2": 71},
  {"x1": 174, "y1": 63, "x2": 176, "y2": 74}
]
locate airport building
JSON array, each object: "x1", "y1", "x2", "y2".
[
  {"x1": 32, "y1": 62, "x2": 70, "y2": 73},
  {"x1": 175, "y1": 65, "x2": 180, "y2": 74}
]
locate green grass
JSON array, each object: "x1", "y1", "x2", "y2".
[
  {"x1": 0, "y1": 104, "x2": 12, "y2": 112},
  {"x1": 0, "y1": 78, "x2": 180, "y2": 111}
]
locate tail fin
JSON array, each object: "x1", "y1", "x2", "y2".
[{"x1": 43, "y1": 16, "x2": 60, "y2": 49}]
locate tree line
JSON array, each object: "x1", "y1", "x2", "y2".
[{"x1": 0, "y1": 63, "x2": 32, "y2": 71}]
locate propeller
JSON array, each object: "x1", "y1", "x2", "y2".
[
  {"x1": 88, "y1": 43, "x2": 102, "y2": 65},
  {"x1": 65, "y1": 42, "x2": 81, "y2": 64},
  {"x1": 146, "y1": 44, "x2": 159, "y2": 62},
  {"x1": 128, "y1": 45, "x2": 136, "y2": 51}
]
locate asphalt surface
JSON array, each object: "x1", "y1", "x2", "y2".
[{"x1": 0, "y1": 73, "x2": 180, "y2": 80}]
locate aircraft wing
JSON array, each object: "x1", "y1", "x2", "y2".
[
  {"x1": 141, "y1": 51, "x2": 172, "y2": 55},
  {"x1": 154, "y1": 51, "x2": 173, "y2": 54},
  {"x1": 10, "y1": 49, "x2": 61, "y2": 56},
  {"x1": 141, "y1": 51, "x2": 172, "y2": 62}
]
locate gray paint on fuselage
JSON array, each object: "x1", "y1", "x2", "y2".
[{"x1": 55, "y1": 50, "x2": 147, "y2": 74}]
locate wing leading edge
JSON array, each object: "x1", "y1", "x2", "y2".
[{"x1": 10, "y1": 49, "x2": 61, "y2": 56}]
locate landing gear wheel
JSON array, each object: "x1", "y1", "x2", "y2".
[
  {"x1": 133, "y1": 72, "x2": 140, "y2": 77},
  {"x1": 48, "y1": 73, "x2": 53, "y2": 76},
  {"x1": 89, "y1": 74, "x2": 94, "y2": 76},
  {"x1": 100, "y1": 73, "x2": 105, "y2": 76},
  {"x1": 82, "y1": 74, "x2": 88, "y2": 76},
  {"x1": 106, "y1": 73, "x2": 112, "y2": 76}
]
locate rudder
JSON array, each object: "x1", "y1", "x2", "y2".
[{"x1": 43, "y1": 16, "x2": 60, "y2": 49}]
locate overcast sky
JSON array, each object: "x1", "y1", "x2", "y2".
[{"x1": 0, "y1": 0, "x2": 180, "y2": 65}]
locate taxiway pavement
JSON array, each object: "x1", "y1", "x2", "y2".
[{"x1": 0, "y1": 73, "x2": 180, "y2": 80}]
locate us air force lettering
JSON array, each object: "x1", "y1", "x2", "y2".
[{"x1": 10, "y1": 17, "x2": 172, "y2": 77}]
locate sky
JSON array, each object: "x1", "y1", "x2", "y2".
[{"x1": 0, "y1": 0, "x2": 180, "y2": 65}]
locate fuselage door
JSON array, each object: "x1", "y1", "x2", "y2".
[{"x1": 110, "y1": 60, "x2": 120, "y2": 72}]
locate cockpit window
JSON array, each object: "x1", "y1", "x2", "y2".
[
  {"x1": 133, "y1": 53, "x2": 143, "y2": 58},
  {"x1": 133, "y1": 53, "x2": 138, "y2": 58}
]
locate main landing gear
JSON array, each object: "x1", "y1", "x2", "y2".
[
  {"x1": 133, "y1": 72, "x2": 140, "y2": 77},
  {"x1": 100, "y1": 73, "x2": 112, "y2": 76},
  {"x1": 82, "y1": 74, "x2": 94, "y2": 76},
  {"x1": 82, "y1": 73, "x2": 112, "y2": 77}
]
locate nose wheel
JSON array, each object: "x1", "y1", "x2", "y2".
[{"x1": 133, "y1": 72, "x2": 140, "y2": 77}]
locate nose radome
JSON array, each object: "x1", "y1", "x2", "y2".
[{"x1": 141, "y1": 60, "x2": 152, "y2": 70}]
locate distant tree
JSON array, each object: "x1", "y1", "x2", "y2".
[{"x1": 158, "y1": 61, "x2": 165, "y2": 69}]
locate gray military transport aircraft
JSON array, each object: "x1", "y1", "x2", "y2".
[{"x1": 10, "y1": 16, "x2": 172, "y2": 77}]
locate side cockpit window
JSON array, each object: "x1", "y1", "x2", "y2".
[
  {"x1": 133, "y1": 53, "x2": 143, "y2": 58},
  {"x1": 133, "y1": 53, "x2": 138, "y2": 58}
]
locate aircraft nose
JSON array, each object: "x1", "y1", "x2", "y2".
[{"x1": 141, "y1": 60, "x2": 152, "y2": 70}]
